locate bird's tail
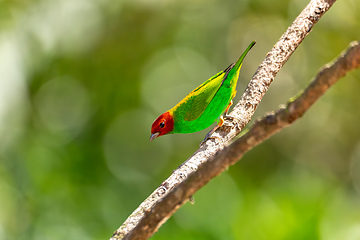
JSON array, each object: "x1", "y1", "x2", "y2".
[
  {"x1": 223, "y1": 40, "x2": 256, "y2": 84},
  {"x1": 233, "y1": 40, "x2": 256, "y2": 71}
]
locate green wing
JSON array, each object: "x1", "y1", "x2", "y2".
[
  {"x1": 181, "y1": 70, "x2": 226, "y2": 121},
  {"x1": 174, "y1": 41, "x2": 256, "y2": 122}
]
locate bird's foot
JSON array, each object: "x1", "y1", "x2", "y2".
[
  {"x1": 199, "y1": 132, "x2": 219, "y2": 146},
  {"x1": 223, "y1": 114, "x2": 241, "y2": 130},
  {"x1": 199, "y1": 125, "x2": 220, "y2": 146},
  {"x1": 199, "y1": 114, "x2": 241, "y2": 146}
]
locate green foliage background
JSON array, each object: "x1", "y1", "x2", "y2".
[{"x1": 0, "y1": 0, "x2": 360, "y2": 239}]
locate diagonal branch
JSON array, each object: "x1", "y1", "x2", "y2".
[{"x1": 111, "y1": 0, "x2": 338, "y2": 239}]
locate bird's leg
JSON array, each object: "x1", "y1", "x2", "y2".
[
  {"x1": 224, "y1": 91, "x2": 237, "y2": 119},
  {"x1": 200, "y1": 98, "x2": 243, "y2": 146},
  {"x1": 223, "y1": 100, "x2": 233, "y2": 118},
  {"x1": 200, "y1": 94, "x2": 241, "y2": 146},
  {"x1": 222, "y1": 98, "x2": 242, "y2": 130},
  {"x1": 199, "y1": 116, "x2": 225, "y2": 146}
]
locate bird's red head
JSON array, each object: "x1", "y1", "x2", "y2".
[{"x1": 150, "y1": 111, "x2": 174, "y2": 141}]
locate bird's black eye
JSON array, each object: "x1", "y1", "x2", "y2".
[{"x1": 159, "y1": 122, "x2": 165, "y2": 128}]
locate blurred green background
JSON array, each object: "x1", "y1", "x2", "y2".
[{"x1": 0, "y1": 0, "x2": 359, "y2": 239}]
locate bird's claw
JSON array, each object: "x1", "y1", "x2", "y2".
[
  {"x1": 199, "y1": 126, "x2": 221, "y2": 146},
  {"x1": 223, "y1": 115, "x2": 241, "y2": 130},
  {"x1": 199, "y1": 115, "x2": 240, "y2": 146},
  {"x1": 199, "y1": 135, "x2": 220, "y2": 146}
]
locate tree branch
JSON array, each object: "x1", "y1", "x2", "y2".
[{"x1": 111, "y1": 0, "x2": 339, "y2": 239}]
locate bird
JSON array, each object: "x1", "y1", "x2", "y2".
[{"x1": 150, "y1": 41, "x2": 255, "y2": 142}]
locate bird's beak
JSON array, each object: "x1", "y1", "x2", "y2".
[{"x1": 149, "y1": 132, "x2": 160, "y2": 141}]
